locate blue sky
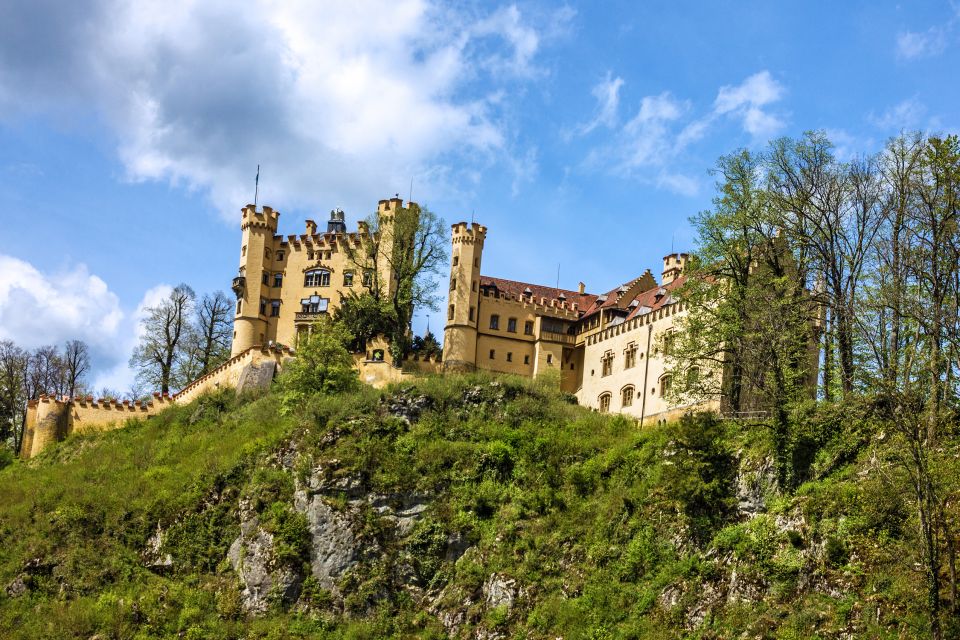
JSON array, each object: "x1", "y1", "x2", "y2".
[{"x1": 1, "y1": 0, "x2": 958, "y2": 392}]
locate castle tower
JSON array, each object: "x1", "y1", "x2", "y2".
[
  {"x1": 443, "y1": 221, "x2": 486, "y2": 369},
  {"x1": 231, "y1": 204, "x2": 280, "y2": 356},
  {"x1": 661, "y1": 253, "x2": 689, "y2": 285}
]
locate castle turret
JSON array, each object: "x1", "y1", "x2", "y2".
[
  {"x1": 661, "y1": 252, "x2": 688, "y2": 285},
  {"x1": 443, "y1": 221, "x2": 486, "y2": 369},
  {"x1": 232, "y1": 204, "x2": 280, "y2": 356}
]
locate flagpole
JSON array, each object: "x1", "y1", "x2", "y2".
[{"x1": 254, "y1": 165, "x2": 260, "y2": 209}]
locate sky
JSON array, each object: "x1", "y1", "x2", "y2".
[{"x1": 1, "y1": 0, "x2": 958, "y2": 393}]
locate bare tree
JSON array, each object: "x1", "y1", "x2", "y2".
[
  {"x1": 190, "y1": 291, "x2": 233, "y2": 376},
  {"x1": 0, "y1": 340, "x2": 30, "y2": 452},
  {"x1": 28, "y1": 345, "x2": 67, "y2": 398},
  {"x1": 62, "y1": 339, "x2": 90, "y2": 398},
  {"x1": 129, "y1": 284, "x2": 195, "y2": 394}
]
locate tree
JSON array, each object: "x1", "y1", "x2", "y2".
[
  {"x1": 28, "y1": 345, "x2": 66, "y2": 398},
  {"x1": 333, "y1": 292, "x2": 397, "y2": 353},
  {"x1": 176, "y1": 290, "x2": 233, "y2": 387},
  {"x1": 130, "y1": 284, "x2": 195, "y2": 394},
  {"x1": 344, "y1": 204, "x2": 447, "y2": 360},
  {"x1": 411, "y1": 330, "x2": 442, "y2": 359},
  {"x1": 62, "y1": 339, "x2": 90, "y2": 398},
  {"x1": 0, "y1": 340, "x2": 29, "y2": 452},
  {"x1": 278, "y1": 318, "x2": 357, "y2": 410}
]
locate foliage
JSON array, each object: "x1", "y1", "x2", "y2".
[
  {"x1": 333, "y1": 292, "x2": 397, "y2": 353},
  {"x1": 277, "y1": 318, "x2": 357, "y2": 410}
]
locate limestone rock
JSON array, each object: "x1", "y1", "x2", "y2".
[
  {"x1": 483, "y1": 573, "x2": 517, "y2": 610},
  {"x1": 293, "y1": 489, "x2": 359, "y2": 589},
  {"x1": 735, "y1": 455, "x2": 777, "y2": 517},
  {"x1": 235, "y1": 360, "x2": 277, "y2": 396},
  {"x1": 227, "y1": 506, "x2": 303, "y2": 614}
]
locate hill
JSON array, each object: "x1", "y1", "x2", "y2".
[{"x1": 0, "y1": 374, "x2": 957, "y2": 639}]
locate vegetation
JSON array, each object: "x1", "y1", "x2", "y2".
[{"x1": 0, "y1": 371, "x2": 957, "y2": 638}]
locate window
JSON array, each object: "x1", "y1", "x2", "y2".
[
  {"x1": 524, "y1": 321, "x2": 534, "y2": 335},
  {"x1": 300, "y1": 296, "x2": 329, "y2": 313},
  {"x1": 599, "y1": 393, "x2": 611, "y2": 413},
  {"x1": 450, "y1": 277, "x2": 457, "y2": 290},
  {"x1": 472, "y1": 280, "x2": 477, "y2": 291},
  {"x1": 489, "y1": 314, "x2": 500, "y2": 330},
  {"x1": 265, "y1": 248, "x2": 272, "y2": 259},
  {"x1": 625, "y1": 342, "x2": 637, "y2": 369},
  {"x1": 362, "y1": 270, "x2": 373, "y2": 287},
  {"x1": 524, "y1": 355, "x2": 530, "y2": 365},
  {"x1": 489, "y1": 349, "x2": 496, "y2": 359},
  {"x1": 660, "y1": 375, "x2": 673, "y2": 397},
  {"x1": 262, "y1": 271, "x2": 269, "y2": 285},
  {"x1": 242, "y1": 245, "x2": 247, "y2": 257},
  {"x1": 507, "y1": 318, "x2": 517, "y2": 333},
  {"x1": 270, "y1": 300, "x2": 281, "y2": 317},
  {"x1": 344, "y1": 271, "x2": 354, "y2": 286},
  {"x1": 276, "y1": 250, "x2": 284, "y2": 261},
  {"x1": 236, "y1": 299, "x2": 242, "y2": 314},
  {"x1": 547, "y1": 354, "x2": 553, "y2": 364},
  {"x1": 304, "y1": 269, "x2": 330, "y2": 287},
  {"x1": 601, "y1": 351, "x2": 614, "y2": 377},
  {"x1": 273, "y1": 273, "x2": 283, "y2": 288},
  {"x1": 259, "y1": 299, "x2": 267, "y2": 315},
  {"x1": 621, "y1": 386, "x2": 634, "y2": 408},
  {"x1": 663, "y1": 330, "x2": 676, "y2": 356},
  {"x1": 469, "y1": 307, "x2": 475, "y2": 321},
  {"x1": 474, "y1": 258, "x2": 479, "y2": 267},
  {"x1": 506, "y1": 352, "x2": 513, "y2": 362},
  {"x1": 307, "y1": 250, "x2": 314, "y2": 260},
  {"x1": 452, "y1": 255, "x2": 459, "y2": 266},
  {"x1": 448, "y1": 304, "x2": 455, "y2": 320}
]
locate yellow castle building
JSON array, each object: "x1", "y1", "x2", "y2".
[
  {"x1": 443, "y1": 221, "x2": 724, "y2": 423},
  {"x1": 230, "y1": 197, "x2": 414, "y2": 358}
]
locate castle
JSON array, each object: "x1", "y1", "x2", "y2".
[
  {"x1": 230, "y1": 197, "x2": 413, "y2": 357},
  {"x1": 441, "y1": 221, "x2": 706, "y2": 423}
]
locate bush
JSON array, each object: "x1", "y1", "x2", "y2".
[{"x1": 278, "y1": 318, "x2": 358, "y2": 411}]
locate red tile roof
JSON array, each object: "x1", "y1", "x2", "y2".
[{"x1": 479, "y1": 276, "x2": 598, "y2": 311}]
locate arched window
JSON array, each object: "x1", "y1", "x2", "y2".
[
  {"x1": 660, "y1": 374, "x2": 673, "y2": 397},
  {"x1": 662, "y1": 329, "x2": 676, "y2": 356},
  {"x1": 621, "y1": 385, "x2": 634, "y2": 408},
  {"x1": 598, "y1": 393, "x2": 612, "y2": 413},
  {"x1": 304, "y1": 269, "x2": 330, "y2": 287}
]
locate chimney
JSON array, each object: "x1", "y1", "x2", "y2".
[{"x1": 578, "y1": 282, "x2": 585, "y2": 295}]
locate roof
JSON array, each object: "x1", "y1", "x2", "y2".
[
  {"x1": 479, "y1": 275, "x2": 598, "y2": 311},
  {"x1": 477, "y1": 272, "x2": 686, "y2": 321}
]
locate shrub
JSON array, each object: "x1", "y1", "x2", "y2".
[{"x1": 278, "y1": 318, "x2": 358, "y2": 411}]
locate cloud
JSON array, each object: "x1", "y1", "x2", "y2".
[
  {"x1": 896, "y1": 27, "x2": 948, "y2": 60},
  {"x1": 868, "y1": 98, "x2": 927, "y2": 130},
  {"x1": 579, "y1": 70, "x2": 785, "y2": 196},
  {"x1": 713, "y1": 71, "x2": 785, "y2": 137},
  {"x1": 575, "y1": 72, "x2": 625, "y2": 135},
  {"x1": 0, "y1": 0, "x2": 563, "y2": 217}
]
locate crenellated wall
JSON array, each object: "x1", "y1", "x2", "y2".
[
  {"x1": 20, "y1": 345, "x2": 294, "y2": 460},
  {"x1": 20, "y1": 393, "x2": 178, "y2": 459}
]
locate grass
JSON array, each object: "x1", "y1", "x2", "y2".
[{"x1": 0, "y1": 374, "x2": 956, "y2": 638}]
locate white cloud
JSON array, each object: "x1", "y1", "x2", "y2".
[
  {"x1": 714, "y1": 71, "x2": 785, "y2": 137},
  {"x1": 868, "y1": 98, "x2": 927, "y2": 130},
  {"x1": 579, "y1": 70, "x2": 785, "y2": 196},
  {"x1": 0, "y1": 0, "x2": 563, "y2": 216},
  {"x1": 0, "y1": 254, "x2": 161, "y2": 393},
  {"x1": 896, "y1": 27, "x2": 948, "y2": 59},
  {"x1": 576, "y1": 72, "x2": 625, "y2": 135}
]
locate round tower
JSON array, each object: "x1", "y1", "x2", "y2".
[
  {"x1": 231, "y1": 204, "x2": 279, "y2": 356},
  {"x1": 442, "y1": 221, "x2": 486, "y2": 370}
]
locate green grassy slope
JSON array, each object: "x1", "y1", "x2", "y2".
[{"x1": 0, "y1": 375, "x2": 955, "y2": 639}]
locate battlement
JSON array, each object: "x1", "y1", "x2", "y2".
[
  {"x1": 175, "y1": 343, "x2": 294, "y2": 405},
  {"x1": 451, "y1": 221, "x2": 487, "y2": 244},
  {"x1": 241, "y1": 204, "x2": 280, "y2": 232},
  {"x1": 479, "y1": 286, "x2": 581, "y2": 319},
  {"x1": 377, "y1": 197, "x2": 412, "y2": 214},
  {"x1": 661, "y1": 252, "x2": 689, "y2": 285}
]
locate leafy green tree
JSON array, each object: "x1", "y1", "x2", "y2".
[
  {"x1": 410, "y1": 331, "x2": 442, "y2": 359},
  {"x1": 278, "y1": 318, "x2": 357, "y2": 409},
  {"x1": 334, "y1": 292, "x2": 397, "y2": 353},
  {"x1": 344, "y1": 203, "x2": 447, "y2": 361}
]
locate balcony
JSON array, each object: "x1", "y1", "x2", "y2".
[
  {"x1": 295, "y1": 311, "x2": 327, "y2": 324},
  {"x1": 539, "y1": 330, "x2": 575, "y2": 345},
  {"x1": 231, "y1": 276, "x2": 246, "y2": 298}
]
